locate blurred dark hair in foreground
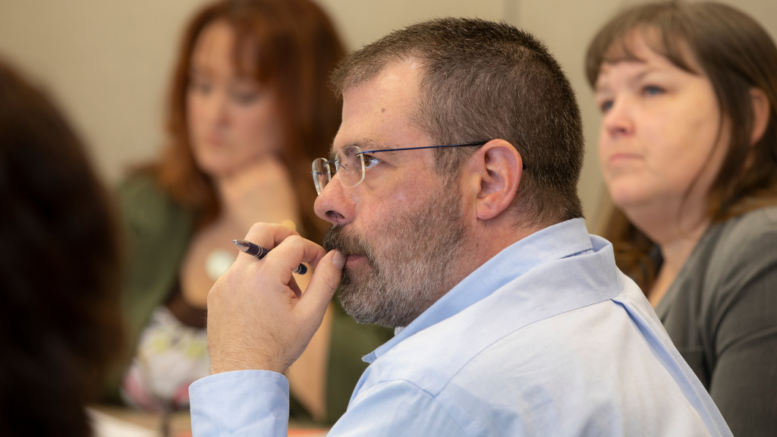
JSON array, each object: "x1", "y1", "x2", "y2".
[{"x1": 0, "y1": 59, "x2": 124, "y2": 436}]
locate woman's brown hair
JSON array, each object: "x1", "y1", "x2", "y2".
[
  {"x1": 585, "y1": 1, "x2": 777, "y2": 291},
  {"x1": 155, "y1": 0, "x2": 346, "y2": 241},
  {"x1": 0, "y1": 60, "x2": 123, "y2": 436}
]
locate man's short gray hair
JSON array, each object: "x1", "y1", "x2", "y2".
[{"x1": 332, "y1": 18, "x2": 584, "y2": 226}]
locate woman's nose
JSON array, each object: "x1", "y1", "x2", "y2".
[
  {"x1": 202, "y1": 90, "x2": 229, "y2": 127},
  {"x1": 602, "y1": 97, "x2": 634, "y2": 138}
]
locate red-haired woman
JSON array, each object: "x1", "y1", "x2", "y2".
[
  {"x1": 110, "y1": 0, "x2": 392, "y2": 424},
  {"x1": 587, "y1": 2, "x2": 777, "y2": 435}
]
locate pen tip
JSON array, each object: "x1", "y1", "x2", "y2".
[{"x1": 233, "y1": 239, "x2": 249, "y2": 248}]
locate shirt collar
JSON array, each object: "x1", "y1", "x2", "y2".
[{"x1": 363, "y1": 218, "x2": 593, "y2": 363}]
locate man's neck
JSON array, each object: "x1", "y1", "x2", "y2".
[{"x1": 450, "y1": 217, "x2": 548, "y2": 293}]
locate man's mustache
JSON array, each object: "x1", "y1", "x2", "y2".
[{"x1": 322, "y1": 226, "x2": 376, "y2": 265}]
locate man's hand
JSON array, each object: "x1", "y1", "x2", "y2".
[{"x1": 206, "y1": 223, "x2": 345, "y2": 375}]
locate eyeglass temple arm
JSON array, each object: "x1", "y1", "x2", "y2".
[
  {"x1": 358, "y1": 141, "x2": 487, "y2": 155},
  {"x1": 358, "y1": 141, "x2": 526, "y2": 169}
]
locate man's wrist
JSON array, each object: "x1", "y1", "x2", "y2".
[{"x1": 210, "y1": 355, "x2": 291, "y2": 375}]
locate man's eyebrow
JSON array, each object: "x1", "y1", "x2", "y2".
[{"x1": 328, "y1": 139, "x2": 384, "y2": 160}]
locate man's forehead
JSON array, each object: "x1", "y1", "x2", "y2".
[{"x1": 333, "y1": 59, "x2": 428, "y2": 154}]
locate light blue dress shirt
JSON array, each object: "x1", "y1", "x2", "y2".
[{"x1": 190, "y1": 219, "x2": 732, "y2": 436}]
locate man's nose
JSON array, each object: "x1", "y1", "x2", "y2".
[
  {"x1": 313, "y1": 175, "x2": 352, "y2": 225},
  {"x1": 602, "y1": 96, "x2": 634, "y2": 138}
]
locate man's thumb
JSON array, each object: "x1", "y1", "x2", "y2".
[{"x1": 300, "y1": 250, "x2": 344, "y2": 313}]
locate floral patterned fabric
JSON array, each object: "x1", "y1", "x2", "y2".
[{"x1": 121, "y1": 306, "x2": 209, "y2": 412}]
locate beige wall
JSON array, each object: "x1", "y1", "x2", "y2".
[
  {"x1": 0, "y1": 0, "x2": 206, "y2": 183},
  {"x1": 0, "y1": 0, "x2": 775, "y2": 227}
]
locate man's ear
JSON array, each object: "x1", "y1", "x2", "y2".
[
  {"x1": 467, "y1": 139, "x2": 523, "y2": 221},
  {"x1": 750, "y1": 87, "x2": 770, "y2": 146}
]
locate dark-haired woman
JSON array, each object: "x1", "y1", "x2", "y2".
[
  {"x1": 110, "y1": 0, "x2": 392, "y2": 424},
  {"x1": 0, "y1": 60, "x2": 124, "y2": 436},
  {"x1": 587, "y1": 2, "x2": 777, "y2": 435}
]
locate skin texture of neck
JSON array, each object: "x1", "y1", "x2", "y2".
[
  {"x1": 624, "y1": 198, "x2": 710, "y2": 306},
  {"x1": 451, "y1": 200, "x2": 547, "y2": 302},
  {"x1": 468, "y1": 218, "x2": 544, "y2": 277}
]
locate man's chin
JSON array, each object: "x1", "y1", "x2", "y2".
[
  {"x1": 337, "y1": 274, "x2": 387, "y2": 326},
  {"x1": 338, "y1": 287, "x2": 377, "y2": 324}
]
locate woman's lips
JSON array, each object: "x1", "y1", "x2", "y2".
[
  {"x1": 204, "y1": 137, "x2": 225, "y2": 147},
  {"x1": 608, "y1": 152, "x2": 642, "y2": 165}
]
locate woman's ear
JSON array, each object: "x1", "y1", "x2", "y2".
[
  {"x1": 468, "y1": 139, "x2": 523, "y2": 221},
  {"x1": 750, "y1": 88, "x2": 770, "y2": 146}
]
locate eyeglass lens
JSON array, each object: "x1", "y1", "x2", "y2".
[{"x1": 311, "y1": 145, "x2": 366, "y2": 195}]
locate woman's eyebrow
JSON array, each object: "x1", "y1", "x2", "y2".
[
  {"x1": 595, "y1": 65, "x2": 664, "y2": 93},
  {"x1": 629, "y1": 68, "x2": 656, "y2": 85},
  {"x1": 189, "y1": 67, "x2": 206, "y2": 77}
]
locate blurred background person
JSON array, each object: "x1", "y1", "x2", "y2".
[
  {"x1": 107, "y1": 0, "x2": 392, "y2": 424},
  {"x1": 1, "y1": 1, "x2": 773, "y2": 267},
  {"x1": 587, "y1": 2, "x2": 777, "y2": 435},
  {"x1": 0, "y1": 59, "x2": 124, "y2": 436}
]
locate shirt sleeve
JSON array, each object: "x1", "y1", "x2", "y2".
[
  {"x1": 706, "y1": 221, "x2": 777, "y2": 436},
  {"x1": 189, "y1": 370, "x2": 290, "y2": 437},
  {"x1": 327, "y1": 380, "x2": 468, "y2": 437}
]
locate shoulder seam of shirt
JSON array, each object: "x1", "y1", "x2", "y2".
[
  {"x1": 403, "y1": 296, "x2": 619, "y2": 399},
  {"x1": 356, "y1": 378, "x2": 472, "y2": 436}
]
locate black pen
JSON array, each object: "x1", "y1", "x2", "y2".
[{"x1": 233, "y1": 239, "x2": 308, "y2": 275}]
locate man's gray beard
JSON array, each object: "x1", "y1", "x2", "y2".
[{"x1": 322, "y1": 186, "x2": 466, "y2": 328}]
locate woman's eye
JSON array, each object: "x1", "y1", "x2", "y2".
[
  {"x1": 362, "y1": 154, "x2": 382, "y2": 169},
  {"x1": 190, "y1": 80, "x2": 211, "y2": 95},
  {"x1": 231, "y1": 91, "x2": 259, "y2": 105},
  {"x1": 643, "y1": 85, "x2": 665, "y2": 96}
]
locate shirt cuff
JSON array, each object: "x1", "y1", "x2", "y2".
[{"x1": 190, "y1": 370, "x2": 290, "y2": 437}]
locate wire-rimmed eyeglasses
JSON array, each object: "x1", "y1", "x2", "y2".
[{"x1": 311, "y1": 141, "x2": 490, "y2": 195}]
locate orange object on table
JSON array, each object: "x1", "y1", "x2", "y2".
[{"x1": 175, "y1": 428, "x2": 326, "y2": 437}]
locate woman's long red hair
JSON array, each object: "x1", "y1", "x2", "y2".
[{"x1": 154, "y1": 0, "x2": 345, "y2": 241}]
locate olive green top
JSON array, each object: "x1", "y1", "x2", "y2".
[{"x1": 107, "y1": 173, "x2": 393, "y2": 424}]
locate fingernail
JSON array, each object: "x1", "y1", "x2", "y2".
[{"x1": 332, "y1": 250, "x2": 345, "y2": 269}]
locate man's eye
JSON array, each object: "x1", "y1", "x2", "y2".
[{"x1": 362, "y1": 154, "x2": 382, "y2": 169}]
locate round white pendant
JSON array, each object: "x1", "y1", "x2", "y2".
[{"x1": 205, "y1": 249, "x2": 236, "y2": 281}]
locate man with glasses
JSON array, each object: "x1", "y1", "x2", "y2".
[{"x1": 190, "y1": 18, "x2": 731, "y2": 436}]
